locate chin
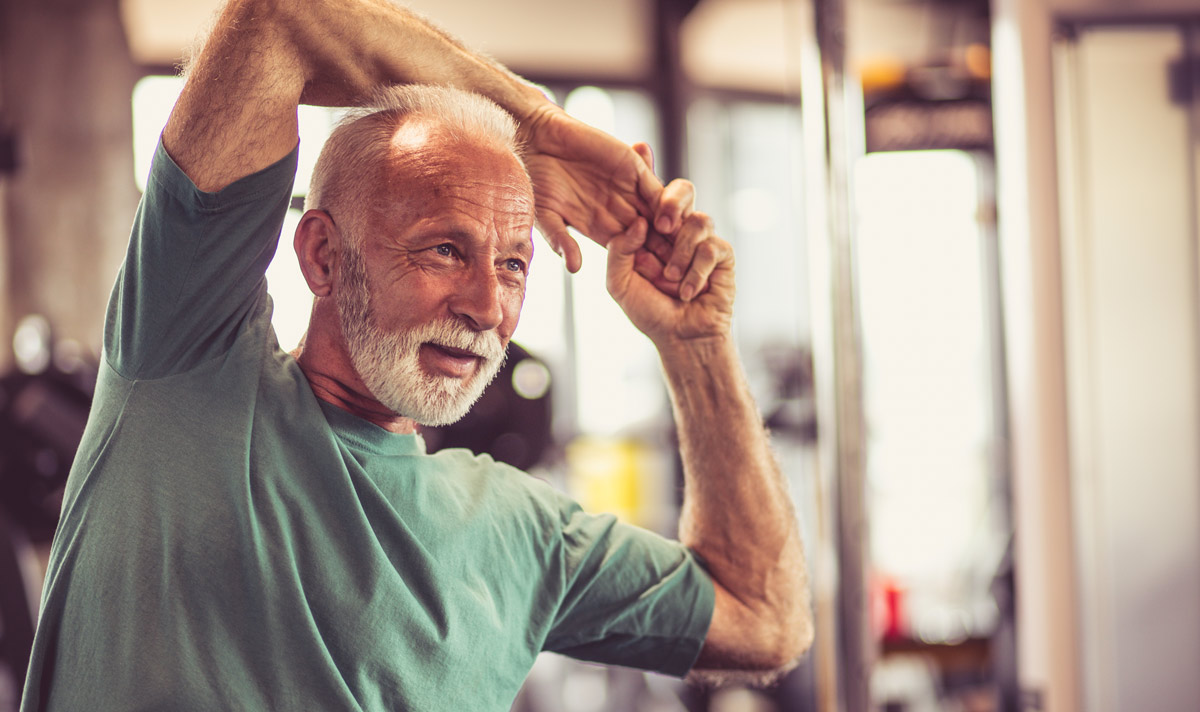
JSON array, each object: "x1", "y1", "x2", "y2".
[
  {"x1": 363, "y1": 350, "x2": 503, "y2": 428},
  {"x1": 389, "y1": 378, "x2": 488, "y2": 428}
]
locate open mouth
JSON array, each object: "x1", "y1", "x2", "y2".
[
  {"x1": 428, "y1": 343, "x2": 480, "y2": 361},
  {"x1": 422, "y1": 342, "x2": 483, "y2": 379}
]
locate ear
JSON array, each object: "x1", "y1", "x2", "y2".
[{"x1": 294, "y1": 209, "x2": 338, "y2": 297}]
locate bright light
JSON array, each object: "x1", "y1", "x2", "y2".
[
  {"x1": 855, "y1": 150, "x2": 994, "y2": 584},
  {"x1": 131, "y1": 75, "x2": 184, "y2": 191},
  {"x1": 571, "y1": 236, "x2": 664, "y2": 435},
  {"x1": 563, "y1": 86, "x2": 617, "y2": 136},
  {"x1": 266, "y1": 210, "x2": 312, "y2": 351}
]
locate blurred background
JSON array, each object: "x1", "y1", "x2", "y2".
[{"x1": 1, "y1": 0, "x2": 1199, "y2": 710}]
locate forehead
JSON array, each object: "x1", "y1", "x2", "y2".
[{"x1": 379, "y1": 121, "x2": 534, "y2": 220}]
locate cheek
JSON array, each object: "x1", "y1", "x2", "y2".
[
  {"x1": 369, "y1": 279, "x2": 446, "y2": 329},
  {"x1": 499, "y1": 288, "x2": 526, "y2": 337}
]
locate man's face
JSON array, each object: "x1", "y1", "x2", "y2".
[{"x1": 335, "y1": 125, "x2": 535, "y2": 426}]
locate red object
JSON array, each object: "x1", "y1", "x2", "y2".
[{"x1": 872, "y1": 574, "x2": 907, "y2": 641}]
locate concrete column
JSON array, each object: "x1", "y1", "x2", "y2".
[{"x1": 0, "y1": 0, "x2": 140, "y2": 370}]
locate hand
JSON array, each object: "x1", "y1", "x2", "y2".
[
  {"x1": 521, "y1": 105, "x2": 689, "y2": 273},
  {"x1": 607, "y1": 214, "x2": 735, "y2": 347},
  {"x1": 630, "y1": 142, "x2": 693, "y2": 239},
  {"x1": 612, "y1": 142, "x2": 731, "y2": 344},
  {"x1": 625, "y1": 143, "x2": 701, "y2": 297}
]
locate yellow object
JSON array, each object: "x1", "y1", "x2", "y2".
[
  {"x1": 857, "y1": 56, "x2": 907, "y2": 93},
  {"x1": 964, "y1": 44, "x2": 991, "y2": 80},
  {"x1": 566, "y1": 436, "x2": 661, "y2": 529}
]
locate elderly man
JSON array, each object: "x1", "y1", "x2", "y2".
[{"x1": 21, "y1": 0, "x2": 811, "y2": 709}]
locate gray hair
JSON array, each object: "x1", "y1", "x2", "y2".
[{"x1": 305, "y1": 84, "x2": 526, "y2": 243}]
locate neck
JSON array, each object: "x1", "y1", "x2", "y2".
[{"x1": 293, "y1": 305, "x2": 418, "y2": 435}]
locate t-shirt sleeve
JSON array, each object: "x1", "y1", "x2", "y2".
[
  {"x1": 104, "y1": 138, "x2": 299, "y2": 379},
  {"x1": 542, "y1": 498, "x2": 716, "y2": 677}
]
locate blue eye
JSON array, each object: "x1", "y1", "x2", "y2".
[
  {"x1": 506, "y1": 258, "x2": 526, "y2": 274},
  {"x1": 435, "y1": 244, "x2": 455, "y2": 257}
]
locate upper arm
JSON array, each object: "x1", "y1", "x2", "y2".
[
  {"x1": 541, "y1": 502, "x2": 714, "y2": 677},
  {"x1": 163, "y1": 0, "x2": 304, "y2": 192},
  {"x1": 106, "y1": 140, "x2": 298, "y2": 378}
]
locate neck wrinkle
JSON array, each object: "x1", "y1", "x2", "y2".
[{"x1": 296, "y1": 358, "x2": 418, "y2": 435}]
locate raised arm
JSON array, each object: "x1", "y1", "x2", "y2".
[
  {"x1": 606, "y1": 214, "x2": 813, "y2": 678},
  {"x1": 164, "y1": 0, "x2": 672, "y2": 268}
]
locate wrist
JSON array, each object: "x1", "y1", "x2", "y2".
[{"x1": 657, "y1": 333, "x2": 737, "y2": 372}]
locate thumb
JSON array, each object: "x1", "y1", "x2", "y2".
[{"x1": 606, "y1": 217, "x2": 647, "y2": 300}]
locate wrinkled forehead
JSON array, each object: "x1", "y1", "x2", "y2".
[
  {"x1": 354, "y1": 118, "x2": 536, "y2": 246},
  {"x1": 384, "y1": 119, "x2": 532, "y2": 200}
]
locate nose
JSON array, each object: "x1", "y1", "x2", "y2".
[{"x1": 450, "y1": 264, "x2": 504, "y2": 332}]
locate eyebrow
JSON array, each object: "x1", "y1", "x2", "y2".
[
  {"x1": 511, "y1": 239, "x2": 533, "y2": 257},
  {"x1": 418, "y1": 227, "x2": 533, "y2": 258}
]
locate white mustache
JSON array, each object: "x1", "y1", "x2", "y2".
[{"x1": 412, "y1": 318, "x2": 505, "y2": 363}]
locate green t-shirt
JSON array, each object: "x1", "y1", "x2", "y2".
[{"x1": 20, "y1": 141, "x2": 714, "y2": 711}]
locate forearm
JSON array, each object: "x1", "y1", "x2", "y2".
[
  {"x1": 165, "y1": 0, "x2": 547, "y2": 191},
  {"x1": 286, "y1": 0, "x2": 545, "y2": 117},
  {"x1": 661, "y1": 336, "x2": 811, "y2": 659}
]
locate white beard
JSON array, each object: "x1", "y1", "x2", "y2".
[{"x1": 336, "y1": 245, "x2": 506, "y2": 426}]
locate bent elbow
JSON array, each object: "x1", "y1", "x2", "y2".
[
  {"x1": 687, "y1": 619, "x2": 813, "y2": 689},
  {"x1": 763, "y1": 614, "x2": 814, "y2": 670},
  {"x1": 788, "y1": 616, "x2": 815, "y2": 662}
]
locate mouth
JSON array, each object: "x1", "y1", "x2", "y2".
[
  {"x1": 429, "y1": 342, "x2": 480, "y2": 360},
  {"x1": 421, "y1": 342, "x2": 483, "y2": 378}
]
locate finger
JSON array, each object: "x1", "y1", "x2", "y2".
[
  {"x1": 645, "y1": 231, "x2": 673, "y2": 264},
  {"x1": 536, "y1": 209, "x2": 583, "y2": 273},
  {"x1": 663, "y1": 212, "x2": 713, "y2": 283},
  {"x1": 632, "y1": 142, "x2": 655, "y2": 172},
  {"x1": 679, "y1": 236, "x2": 733, "y2": 302},
  {"x1": 606, "y1": 217, "x2": 648, "y2": 301},
  {"x1": 630, "y1": 143, "x2": 664, "y2": 226},
  {"x1": 600, "y1": 191, "x2": 642, "y2": 241},
  {"x1": 655, "y1": 178, "x2": 695, "y2": 235},
  {"x1": 633, "y1": 154, "x2": 665, "y2": 219},
  {"x1": 633, "y1": 249, "x2": 663, "y2": 282},
  {"x1": 634, "y1": 250, "x2": 683, "y2": 298}
]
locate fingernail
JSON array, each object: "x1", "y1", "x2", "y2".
[
  {"x1": 680, "y1": 284, "x2": 695, "y2": 301},
  {"x1": 664, "y1": 265, "x2": 681, "y2": 281},
  {"x1": 656, "y1": 217, "x2": 672, "y2": 233}
]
